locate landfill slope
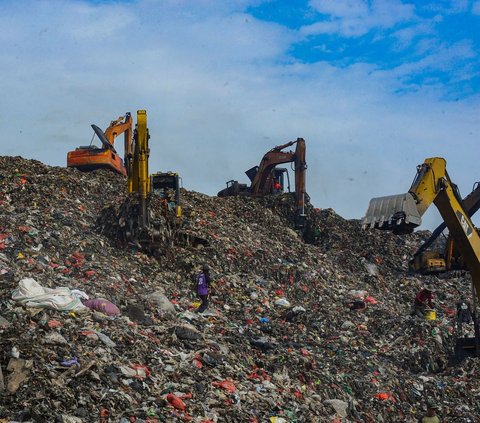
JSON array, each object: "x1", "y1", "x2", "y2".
[{"x1": 0, "y1": 155, "x2": 478, "y2": 423}]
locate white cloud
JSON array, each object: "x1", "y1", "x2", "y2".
[
  {"x1": 448, "y1": 0, "x2": 469, "y2": 13},
  {"x1": 391, "y1": 22, "x2": 435, "y2": 51},
  {"x1": 386, "y1": 40, "x2": 476, "y2": 83},
  {"x1": 0, "y1": 0, "x2": 478, "y2": 232},
  {"x1": 472, "y1": 0, "x2": 480, "y2": 14},
  {"x1": 302, "y1": 0, "x2": 416, "y2": 37}
]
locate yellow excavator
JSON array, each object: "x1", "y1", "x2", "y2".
[
  {"x1": 362, "y1": 157, "x2": 480, "y2": 360},
  {"x1": 409, "y1": 181, "x2": 480, "y2": 274},
  {"x1": 125, "y1": 110, "x2": 182, "y2": 249}
]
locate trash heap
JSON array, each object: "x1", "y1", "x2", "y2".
[{"x1": 1, "y1": 155, "x2": 479, "y2": 422}]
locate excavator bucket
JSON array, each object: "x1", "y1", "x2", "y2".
[
  {"x1": 450, "y1": 336, "x2": 480, "y2": 365},
  {"x1": 91, "y1": 124, "x2": 116, "y2": 152},
  {"x1": 362, "y1": 193, "x2": 422, "y2": 234}
]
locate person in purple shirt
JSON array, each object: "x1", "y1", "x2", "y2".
[{"x1": 195, "y1": 263, "x2": 211, "y2": 313}]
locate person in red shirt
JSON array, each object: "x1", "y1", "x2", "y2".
[
  {"x1": 413, "y1": 287, "x2": 435, "y2": 317},
  {"x1": 273, "y1": 180, "x2": 282, "y2": 193}
]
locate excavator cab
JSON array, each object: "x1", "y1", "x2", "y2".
[
  {"x1": 151, "y1": 172, "x2": 182, "y2": 218},
  {"x1": 272, "y1": 168, "x2": 290, "y2": 194},
  {"x1": 409, "y1": 250, "x2": 446, "y2": 274},
  {"x1": 218, "y1": 180, "x2": 250, "y2": 197},
  {"x1": 246, "y1": 165, "x2": 290, "y2": 194}
]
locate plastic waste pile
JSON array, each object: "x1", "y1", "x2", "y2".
[{"x1": 0, "y1": 156, "x2": 479, "y2": 422}]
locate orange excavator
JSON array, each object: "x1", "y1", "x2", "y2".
[
  {"x1": 67, "y1": 113, "x2": 133, "y2": 175},
  {"x1": 218, "y1": 138, "x2": 307, "y2": 228}
]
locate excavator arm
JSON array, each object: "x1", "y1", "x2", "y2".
[
  {"x1": 103, "y1": 114, "x2": 134, "y2": 177},
  {"x1": 104, "y1": 114, "x2": 133, "y2": 144},
  {"x1": 362, "y1": 157, "x2": 480, "y2": 301},
  {"x1": 120, "y1": 110, "x2": 191, "y2": 252},
  {"x1": 251, "y1": 138, "x2": 307, "y2": 223},
  {"x1": 128, "y1": 110, "x2": 150, "y2": 227},
  {"x1": 411, "y1": 180, "x2": 480, "y2": 260}
]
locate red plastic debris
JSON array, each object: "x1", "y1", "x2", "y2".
[
  {"x1": 247, "y1": 367, "x2": 271, "y2": 382},
  {"x1": 47, "y1": 320, "x2": 63, "y2": 328},
  {"x1": 212, "y1": 380, "x2": 237, "y2": 393},
  {"x1": 99, "y1": 407, "x2": 109, "y2": 423},
  {"x1": 374, "y1": 392, "x2": 395, "y2": 401},
  {"x1": 84, "y1": 270, "x2": 96, "y2": 278},
  {"x1": 167, "y1": 393, "x2": 186, "y2": 411}
]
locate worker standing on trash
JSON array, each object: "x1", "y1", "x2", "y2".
[
  {"x1": 412, "y1": 287, "x2": 435, "y2": 318},
  {"x1": 456, "y1": 298, "x2": 473, "y2": 324},
  {"x1": 418, "y1": 399, "x2": 441, "y2": 423},
  {"x1": 195, "y1": 263, "x2": 211, "y2": 313}
]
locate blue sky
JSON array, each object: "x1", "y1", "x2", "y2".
[
  {"x1": 0, "y1": 0, "x2": 479, "y2": 230},
  {"x1": 248, "y1": 0, "x2": 480, "y2": 98}
]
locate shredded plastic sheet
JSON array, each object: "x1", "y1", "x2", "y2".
[{"x1": 11, "y1": 278, "x2": 87, "y2": 312}]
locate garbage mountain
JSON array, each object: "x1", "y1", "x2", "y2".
[{"x1": 0, "y1": 156, "x2": 478, "y2": 422}]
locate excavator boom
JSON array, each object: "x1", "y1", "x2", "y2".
[
  {"x1": 122, "y1": 110, "x2": 186, "y2": 252},
  {"x1": 413, "y1": 181, "x2": 480, "y2": 258},
  {"x1": 129, "y1": 110, "x2": 150, "y2": 227}
]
